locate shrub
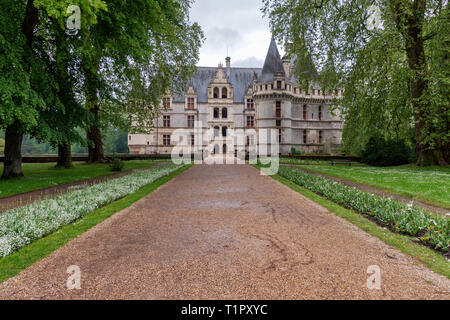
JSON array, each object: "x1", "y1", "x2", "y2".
[
  {"x1": 277, "y1": 166, "x2": 449, "y2": 251},
  {"x1": 362, "y1": 137, "x2": 413, "y2": 166},
  {"x1": 290, "y1": 147, "x2": 305, "y2": 155},
  {"x1": 109, "y1": 154, "x2": 125, "y2": 172}
]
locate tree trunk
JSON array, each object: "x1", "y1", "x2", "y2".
[
  {"x1": 393, "y1": 0, "x2": 447, "y2": 166},
  {"x1": 1, "y1": 124, "x2": 24, "y2": 179},
  {"x1": 57, "y1": 142, "x2": 72, "y2": 168},
  {"x1": 2, "y1": 0, "x2": 39, "y2": 179},
  {"x1": 87, "y1": 106, "x2": 104, "y2": 163}
]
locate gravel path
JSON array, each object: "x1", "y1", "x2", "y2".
[
  {"x1": 0, "y1": 164, "x2": 448, "y2": 299},
  {"x1": 283, "y1": 165, "x2": 449, "y2": 216}
]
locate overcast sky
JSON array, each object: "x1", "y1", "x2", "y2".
[{"x1": 190, "y1": 0, "x2": 283, "y2": 68}]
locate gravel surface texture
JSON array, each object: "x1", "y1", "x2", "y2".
[{"x1": 0, "y1": 164, "x2": 448, "y2": 299}]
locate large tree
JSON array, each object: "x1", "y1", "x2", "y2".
[
  {"x1": 80, "y1": 0, "x2": 203, "y2": 163},
  {"x1": 263, "y1": 0, "x2": 449, "y2": 165},
  {"x1": 0, "y1": 0, "x2": 105, "y2": 178}
]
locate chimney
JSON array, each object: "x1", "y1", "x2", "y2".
[
  {"x1": 282, "y1": 56, "x2": 290, "y2": 79},
  {"x1": 225, "y1": 57, "x2": 231, "y2": 74},
  {"x1": 283, "y1": 43, "x2": 292, "y2": 78}
]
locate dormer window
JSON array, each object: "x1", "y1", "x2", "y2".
[
  {"x1": 163, "y1": 97, "x2": 171, "y2": 109},
  {"x1": 187, "y1": 97, "x2": 195, "y2": 109},
  {"x1": 277, "y1": 81, "x2": 282, "y2": 89},
  {"x1": 247, "y1": 99, "x2": 254, "y2": 109}
]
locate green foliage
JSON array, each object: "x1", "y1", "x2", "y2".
[
  {"x1": 290, "y1": 147, "x2": 305, "y2": 155},
  {"x1": 109, "y1": 154, "x2": 125, "y2": 172},
  {"x1": 361, "y1": 137, "x2": 414, "y2": 166},
  {"x1": 277, "y1": 166, "x2": 449, "y2": 251},
  {"x1": 270, "y1": 172, "x2": 450, "y2": 278},
  {"x1": 296, "y1": 163, "x2": 450, "y2": 209},
  {"x1": 103, "y1": 128, "x2": 129, "y2": 154},
  {"x1": 263, "y1": 0, "x2": 449, "y2": 162},
  {"x1": 0, "y1": 160, "x2": 162, "y2": 199}
]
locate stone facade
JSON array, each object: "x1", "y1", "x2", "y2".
[{"x1": 128, "y1": 39, "x2": 343, "y2": 156}]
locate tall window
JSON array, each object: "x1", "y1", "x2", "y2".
[
  {"x1": 213, "y1": 87, "x2": 219, "y2": 98},
  {"x1": 276, "y1": 120, "x2": 281, "y2": 127},
  {"x1": 222, "y1": 87, "x2": 228, "y2": 99},
  {"x1": 303, "y1": 105, "x2": 307, "y2": 120},
  {"x1": 163, "y1": 115, "x2": 170, "y2": 128},
  {"x1": 222, "y1": 126, "x2": 227, "y2": 137},
  {"x1": 163, "y1": 97, "x2": 171, "y2": 109},
  {"x1": 214, "y1": 126, "x2": 220, "y2": 137},
  {"x1": 187, "y1": 115, "x2": 195, "y2": 128},
  {"x1": 222, "y1": 107, "x2": 228, "y2": 119},
  {"x1": 278, "y1": 129, "x2": 282, "y2": 144},
  {"x1": 191, "y1": 135, "x2": 195, "y2": 146},
  {"x1": 303, "y1": 130, "x2": 307, "y2": 144},
  {"x1": 319, "y1": 130, "x2": 323, "y2": 144},
  {"x1": 247, "y1": 99, "x2": 254, "y2": 109},
  {"x1": 163, "y1": 135, "x2": 171, "y2": 146},
  {"x1": 276, "y1": 101, "x2": 281, "y2": 118},
  {"x1": 213, "y1": 107, "x2": 219, "y2": 119},
  {"x1": 247, "y1": 116, "x2": 255, "y2": 128},
  {"x1": 318, "y1": 106, "x2": 322, "y2": 121},
  {"x1": 187, "y1": 97, "x2": 195, "y2": 109},
  {"x1": 294, "y1": 87, "x2": 297, "y2": 94},
  {"x1": 277, "y1": 81, "x2": 282, "y2": 89}
]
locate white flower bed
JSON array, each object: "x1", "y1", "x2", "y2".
[{"x1": 0, "y1": 164, "x2": 183, "y2": 258}]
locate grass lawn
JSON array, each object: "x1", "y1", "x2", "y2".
[
  {"x1": 295, "y1": 164, "x2": 450, "y2": 209},
  {"x1": 0, "y1": 160, "x2": 167, "y2": 199},
  {"x1": 252, "y1": 165, "x2": 449, "y2": 279},
  {"x1": 0, "y1": 164, "x2": 191, "y2": 283}
]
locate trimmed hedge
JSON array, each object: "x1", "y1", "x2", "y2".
[{"x1": 278, "y1": 166, "x2": 449, "y2": 252}]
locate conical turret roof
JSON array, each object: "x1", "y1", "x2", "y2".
[{"x1": 260, "y1": 38, "x2": 285, "y2": 82}]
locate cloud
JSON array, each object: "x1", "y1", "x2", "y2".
[
  {"x1": 232, "y1": 56, "x2": 264, "y2": 68},
  {"x1": 190, "y1": 0, "x2": 273, "y2": 67},
  {"x1": 206, "y1": 27, "x2": 243, "y2": 50}
]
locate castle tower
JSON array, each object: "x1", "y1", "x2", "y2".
[{"x1": 254, "y1": 38, "x2": 292, "y2": 155}]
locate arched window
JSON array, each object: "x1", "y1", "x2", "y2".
[
  {"x1": 303, "y1": 130, "x2": 307, "y2": 144},
  {"x1": 222, "y1": 107, "x2": 228, "y2": 119},
  {"x1": 222, "y1": 87, "x2": 228, "y2": 99},
  {"x1": 318, "y1": 105, "x2": 322, "y2": 121},
  {"x1": 213, "y1": 87, "x2": 219, "y2": 98},
  {"x1": 222, "y1": 126, "x2": 227, "y2": 137},
  {"x1": 214, "y1": 144, "x2": 220, "y2": 155},
  {"x1": 214, "y1": 126, "x2": 220, "y2": 137},
  {"x1": 303, "y1": 105, "x2": 307, "y2": 120},
  {"x1": 213, "y1": 107, "x2": 219, "y2": 119}
]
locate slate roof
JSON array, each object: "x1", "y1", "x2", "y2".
[
  {"x1": 173, "y1": 67, "x2": 261, "y2": 103},
  {"x1": 173, "y1": 39, "x2": 301, "y2": 104},
  {"x1": 260, "y1": 38, "x2": 286, "y2": 83}
]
